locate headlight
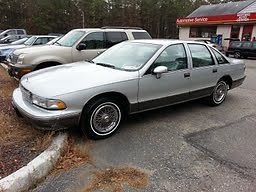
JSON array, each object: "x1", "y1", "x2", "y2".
[
  {"x1": 32, "y1": 94, "x2": 66, "y2": 110},
  {"x1": 17, "y1": 54, "x2": 25, "y2": 65}
]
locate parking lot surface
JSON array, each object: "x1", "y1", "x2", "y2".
[{"x1": 33, "y1": 60, "x2": 256, "y2": 192}]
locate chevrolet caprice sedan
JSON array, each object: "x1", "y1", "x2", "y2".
[{"x1": 12, "y1": 40, "x2": 246, "y2": 139}]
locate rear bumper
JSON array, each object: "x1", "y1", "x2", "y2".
[
  {"x1": 231, "y1": 76, "x2": 246, "y2": 89},
  {"x1": 12, "y1": 88, "x2": 81, "y2": 130}
]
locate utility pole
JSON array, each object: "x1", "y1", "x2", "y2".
[{"x1": 71, "y1": 0, "x2": 85, "y2": 28}]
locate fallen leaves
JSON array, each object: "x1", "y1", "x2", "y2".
[
  {"x1": 82, "y1": 167, "x2": 149, "y2": 192},
  {"x1": 54, "y1": 136, "x2": 91, "y2": 173}
]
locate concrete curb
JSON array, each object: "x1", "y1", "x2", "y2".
[{"x1": 0, "y1": 133, "x2": 68, "y2": 192}]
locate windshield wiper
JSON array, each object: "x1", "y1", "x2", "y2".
[
  {"x1": 96, "y1": 63, "x2": 116, "y2": 69},
  {"x1": 54, "y1": 42, "x2": 62, "y2": 46},
  {"x1": 85, "y1": 59, "x2": 94, "y2": 63}
]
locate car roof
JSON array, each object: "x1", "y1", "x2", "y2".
[
  {"x1": 72, "y1": 28, "x2": 148, "y2": 32},
  {"x1": 129, "y1": 39, "x2": 208, "y2": 46},
  {"x1": 29, "y1": 35, "x2": 58, "y2": 38}
]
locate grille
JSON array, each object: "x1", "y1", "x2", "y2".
[{"x1": 20, "y1": 85, "x2": 32, "y2": 103}]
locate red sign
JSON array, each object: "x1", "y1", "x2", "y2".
[{"x1": 177, "y1": 13, "x2": 256, "y2": 26}]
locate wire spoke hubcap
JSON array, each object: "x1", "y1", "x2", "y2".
[
  {"x1": 213, "y1": 82, "x2": 227, "y2": 103},
  {"x1": 92, "y1": 103, "x2": 121, "y2": 134}
]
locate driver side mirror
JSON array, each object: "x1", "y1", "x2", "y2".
[
  {"x1": 76, "y1": 43, "x2": 87, "y2": 51},
  {"x1": 153, "y1": 66, "x2": 168, "y2": 79}
]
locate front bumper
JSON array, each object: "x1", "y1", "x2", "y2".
[
  {"x1": 5, "y1": 62, "x2": 34, "y2": 79},
  {"x1": 0, "y1": 55, "x2": 6, "y2": 62},
  {"x1": 12, "y1": 88, "x2": 81, "y2": 130}
]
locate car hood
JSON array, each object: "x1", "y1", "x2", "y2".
[
  {"x1": 0, "y1": 44, "x2": 8, "y2": 47},
  {"x1": 0, "y1": 44, "x2": 26, "y2": 50},
  {"x1": 21, "y1": 62, "x2": 138, "y2": 98},
  {"x1": 14, "y1": 45, "x2": 66, "y2": 55}
]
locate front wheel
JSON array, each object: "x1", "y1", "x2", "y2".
[
  {"x1": 80, "y1": 98, "x2": 123, "y2": 140},
  {"x1": 234, "y1": 52, "x2": 241, "y2": 59},
  {"x1": 207, "y1": 81, "x2": 228, "y2": 106}
]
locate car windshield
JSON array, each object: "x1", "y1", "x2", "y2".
[
  {"x1": 57, "y1": 31, "x2": 85, "y2": 47},
  {"x1": 24, "y1": 36, "x2": 36, "y2": 45},
  {"x1": 93, "y1": 42, "x2": 162, "y2": 71},
  {"x1": 195, "y1": 40, "x2": 211, "y2": 44},
  {"x1": 0, "y1": 30, "x2": 9, "y2": 36},
  {"x1": 11, "y1": 37, "x2": 28, "y2": 45}
]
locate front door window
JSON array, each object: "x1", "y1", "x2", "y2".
[
  {"x1": 151, "y1": 43, "x2": 188, "y2": 72},
  {"x1": 80, "y1": 32, "x2": 104, "y2": 49}
]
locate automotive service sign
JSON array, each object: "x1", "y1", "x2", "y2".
[{"x1": 177, "y1": 13, "x2": 256, "y2": 26}]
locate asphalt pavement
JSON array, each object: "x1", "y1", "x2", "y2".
[{"x1": 33, "y1": 59, "x2": 256, "y2": 192}]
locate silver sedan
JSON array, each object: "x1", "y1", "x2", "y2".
[{"x1": 12, "y1": 40, "x2": 246, "y2": 139}]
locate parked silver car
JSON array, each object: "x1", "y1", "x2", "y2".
[{"x1": 12, "y1": 40, "x2": 246, "y2": 139}]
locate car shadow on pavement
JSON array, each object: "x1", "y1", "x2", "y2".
[{"x1": 184, "y1": 114, "x2": 256, "y2": 180}]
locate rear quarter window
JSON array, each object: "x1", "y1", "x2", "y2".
[
  {"x1": 132, "y1": 32, "x2": 152, "y2": 39},
  {"x1": 211, "y1": 48, "x2": 229, "y2": 65}
]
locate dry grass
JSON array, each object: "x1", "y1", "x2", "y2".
[
  {"x1": 34, "y1": 132, "x2": 56, "y2": 152},
  {"x1": 0, "y1": 66, "x2": 54, "y2": 177},
  {"x1": 82, "y1": 167, "x2": 149, "y2": 192},
  {"x1": 0, "y1": 67, "x2": 45, "y2": 145}
]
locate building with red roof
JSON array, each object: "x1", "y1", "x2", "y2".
[{"x1": 177, "y1": 0, "x2": 256, "y2": 49}]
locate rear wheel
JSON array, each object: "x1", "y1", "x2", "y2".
[
  {"x1": 80, "y1": 98, "x2": 123, "y2": 140},
  {"x1": 207, "y1": 80, "x2": 228, "y2": 106}
]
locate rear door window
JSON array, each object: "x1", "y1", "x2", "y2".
[
  {"x1": 188, "y1": 44, "x2": 215, "y2": 68},
  {"x1": 17, "y1": 30, "x2": 25, "y2": 35},
  {"x1": 132, "y1": 32, "x2": 152, "y2": 39},
  {"x1": 242, "y1": 42, "x2": 252, "y2": 48},
  {"x1": 106, "y1": 32, "x2": 128, "y2": 48}
]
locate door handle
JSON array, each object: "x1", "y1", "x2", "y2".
[
  {"x1": 184, "y1": 72, "x2": 190, "y2": 78},
  {"x1": 213, "y1": 69, "x2": 218, "y2": 73}
]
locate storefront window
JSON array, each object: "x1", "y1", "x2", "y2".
[
  {"x1": 231, "y1": 25, "x2": 240, "y2": 38},
  {"x1": 189, "y1": 26, "x2": 217, "y2": 38}
]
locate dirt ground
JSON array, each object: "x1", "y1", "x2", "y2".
[{"x1": 0, "y1": 66, "x2": 53, "y2": 178}]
